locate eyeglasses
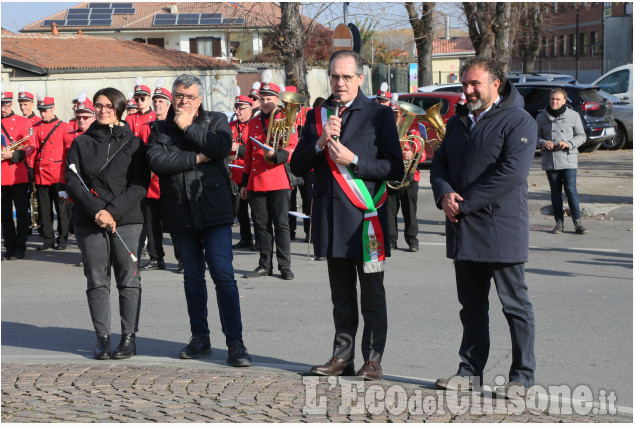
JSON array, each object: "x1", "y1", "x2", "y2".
[
  {"x1": 234, "y1": 106, "x2": 250, "y2": 112},
  {"x1": 134, "y1": 96, "x2": 148, "y2": 102},
  {"x1": 173, "y1": 94, "x2": 200, "y2": 103},
  {"x1": 329, "y1": 74, "x2": 358, "y2": 83},
  {"x1": 75, "y1": 116, "x2": 94, "y2": 120},
  {"x1": 94, "y1": 103, "x2": 115, "y2": 112}
]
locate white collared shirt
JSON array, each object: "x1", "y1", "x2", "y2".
[
  {"x1": 315, "y1": 99, "x2": 354, "y2": 152},
  {"x1": 468, "y1": 95, "x2": 501, "y2": 130}
]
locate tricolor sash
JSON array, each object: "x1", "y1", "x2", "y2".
[{"x1": 315, "y1": 106, "x2": 387, "y2": 273}]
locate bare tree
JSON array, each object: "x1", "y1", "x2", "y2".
[
  {"x1": 462, "y1": 2, "x2": 494, "y2": 57},
  {"x1": 279, "y1": 3, "x2": 308, "y2": 94},
  {"x1": 405, "y1": 2, "x2": 435, "y2": 87},
  {"x1": 519, "y1": 3, "x2": 543, "y2": 72}
]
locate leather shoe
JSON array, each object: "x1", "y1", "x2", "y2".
[
  {"x1": 408, "y1": 243, "x2": 419, "y2": 252},
  {"x1": 13, "y1": 250, "x2": 25, "y2": 259},
  {"x1": 55, "y1": 239, "x2": 67, "y2": 250},
  {"x1": 251, "y1": 243, "x2": 261, "y2": 252},
  {"x1": 435, "y1": 375, "x2": 477, "y2": 392},
  {"x1": 244, "y1": 266, "x2": 272, "y2": 278},
  {"x1": 389, "y1": 241, "x2": 397, "y2": 249},
  {"x1": 232, "y1": 240, "x2": 253, "y2": 249},
  {"x1": 177, "y1": 261, "x2": 184, "y2": 274},
  {"x1": 356, "y1": 361, "x2": 382, "y2": 381},
  {"x1": 37, "y1": 241, "x2": 55, "y2": 251},
  {"x1": 310, "y1": 357, "x2": 355, "y2": 376},
  {"x1": 281, "y1": 268, "x2": 294, "y2": 280},
  {"x1": 141, "y1": 258, "x2": 166, "y2": 271},
  {"x1": 94, "y1": 334, "x2": 111, "y2": 360},
  {"x1": 180, "y1": 334, "x2": 212, "y2": 359},
  {"x1": 112, "y1": 333, "x2": 136, "y2": 359}
]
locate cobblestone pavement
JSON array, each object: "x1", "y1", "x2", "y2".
[{"x1": 2, "y1": 363, "x2": 629, "y2": 422}]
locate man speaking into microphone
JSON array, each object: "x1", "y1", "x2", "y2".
[{"x1": 290, "y1": 50, "x2": 403, "y2": 380}]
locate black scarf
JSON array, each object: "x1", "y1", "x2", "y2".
[{"x1": 547, "y1": 105, "x2": 566, "y2": 117}]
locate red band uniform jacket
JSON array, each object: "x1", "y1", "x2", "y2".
[
  {"x1": 1, "y1": 113, "x2": 33, "y2": 186},
  {"x1": 242, "y1": 110, "x2": 297, "y2": 192},
  {"x1": 138, "y1": 120, "x2": 160, "y2": 199},
  {"x1": 229, "y1": 119, "x2": 249, "y2": 186},
  {"x1": 32, "y1": 118, "x2": 71, "y2": 186},
  {"x1": 126, "y1": 109, "x2": 157, "y2": 138}
]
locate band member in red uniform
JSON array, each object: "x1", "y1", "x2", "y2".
[
  {"x1": 376, "y1": 82, "x2": 391, "y2": 107},
  {"x1": 126, "y1": 78, "x2": 156, "y2": 138},
  {"x1": 230, "y1": 90, "x2": 255, "y2": 250},
  {"x1": 33, "y1": 93, "x2": 72, "y2": 250},
  {"x1": 241, "y1": 77, "x2": 297, "y2": 280},
  {"x1": 125, "y1": 92, "x2": 138, "y2": 117},
  {"x1": 1, "y1": 86, "x2": 34, "y2": 260},
  {"x1": 386, "y1": 93, "x2": 426, "y2": 252},
  {"x1": 138, "y1": 79, "x2": 172, "y2": 271},
  {"x1": 248, "y1": 82, "x2": 261, "y2": 118},
  {"x1": 17, "y1": 85, "x2": 41, "y2": 127}
]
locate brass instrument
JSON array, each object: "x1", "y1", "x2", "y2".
[
  {"x1": 2, "y1": 128, "x2": 33, "y2": 153},
  {"x1": 387, "y1": 101, "x2": 426, "y2": 190},
  {"x1": 263, "y1": 91, "x2": 308, "y2": 160},
  {"x1": 419, "y1": 102, "x2": 446, "y2": 151}
]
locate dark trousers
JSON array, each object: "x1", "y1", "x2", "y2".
[
  {"x1": 248, "y1": 189, "x2": 291, "y2": 271},
  {"x1": 236, "y1": 193, "x2": 253, "y2": 243},
  {"x1": 386, "y1": 181, "x2": 419, "y2": 245},
  {"x1": 326, "y1": 257, "x2": 387, "y2": 363},
  {"x1": 37, "y1": 184, "x2": 69, "y2": 244},
  {"x1": 1, "y1": 183, "x2": 30, "y2": 256},
  {"x1": 289, "y1": 172, "x2": 313, "y2": 239},
  {"x1": 170, "y1": 225, "x2": 243, "y2": 346},
  {"x1": 142, "y1": 198, "x2": 164, "y2": 260},
  {"x1": 454, "y1": 261, "x2": 536, "y2": 386},
  {"x1": 546, "y1": 169, "x2": 581, "y2": 222},
  {"x1": 75, "y1": 224, "x2": 144, "y2": 336}
]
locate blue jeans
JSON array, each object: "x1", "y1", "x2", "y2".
[
  {"x1": 546, "y1": 169, "x2": 581, "y2": 221},
  {"x1": 170, "y1": 225, "x2": 243, "y2": 346}
]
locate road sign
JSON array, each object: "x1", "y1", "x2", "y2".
[{"x1": 332, "y1": 23, "x2": 353, "y2": 51}]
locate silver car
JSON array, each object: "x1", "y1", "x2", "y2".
[{"x1": 599, "y1": 89, "x2": 632, "y2": 150}]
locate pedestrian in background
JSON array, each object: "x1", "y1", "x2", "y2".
[
  {"x1": 536, "y1": 87, "x2": 588, "y2": 235},
  {"x1": 65, "y1": 87, "x2": 149, "y2": 360}
]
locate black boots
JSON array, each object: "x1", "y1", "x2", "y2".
[
  {"x1": 94, "y1": 335, "x2": 111, "y2": 360},
  {"x1": 112, "y1": 333, "x2": 136, "y2": 359}
]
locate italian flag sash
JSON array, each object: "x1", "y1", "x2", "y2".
[{"x1": 315, "y1": 106, "x2": 387, "y2": 273}]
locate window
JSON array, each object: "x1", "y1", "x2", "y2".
[
  {"x1": 561, "y1": 35, "x2": 567, "y2": 56},
  {"x1": 553, "y1": 36, "x2": 559, "y2": 56},
  {"x1": 147, "y1": 38, "x2": 164, "y2": 48},
  {"x1": 581, "y1": 33, "x2": 589, "y2": 55},
  {"x1": 516, "y1": 87, "x2": 552, "y2": 117},
  {"x1": 189, "y1": 37, "x2": 222, "y2": 57},
  {"x1": 596, "y1": 69, "x2": 630, "y2": 94},
  {"x1": 405, "y1": 97, "x2": 450, "y2": 115},
  {"x1": 570, "y1": 34, "x2": 577, "y2": 55}
]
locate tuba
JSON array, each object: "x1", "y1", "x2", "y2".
[
  {"x1": 387, "y1": 101, "x2": 426, "y2": 190},
  {"x1": 420, "y1": 102, "x2": 446, "y2": 151},
  {"x1": 263, "y1": 91, "x2": 308, "y2": 160}
]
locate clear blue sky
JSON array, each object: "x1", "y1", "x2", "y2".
[{"x1": 1, "y1": 2, "x2": 79, "y2": 33}]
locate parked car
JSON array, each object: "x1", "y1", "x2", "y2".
[
  {"x1": 592, "y1": 64, "x2": 632, "y2": 105},
  {"x1": 515, "y1": 82, "x2": 617, "y2": 152},
  {"x1": 417, "y1": 83, "x2": 463, "y2": 93},
  {"x1": 507, "y1": 72, "x2": 577, "y2": 84},
  {"x1": 395, "y1": 92, "x2": 464, "y2": 162},
  {"x1": 598, "y1": 89, "x2": 632, "y2": 150}
]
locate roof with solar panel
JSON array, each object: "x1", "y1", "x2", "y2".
[{"x1": 22, "y1": 2, "x2": 281, "y2": 32}]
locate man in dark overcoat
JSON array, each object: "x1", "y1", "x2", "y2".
[
  {"x1": 290, "y1": 50, "x2": 403, "y2": 381},
  {"x1": 430, "y1": 57, "x2": 537, "y2": 398}
]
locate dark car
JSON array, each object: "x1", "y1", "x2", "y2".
[
  {"x1": 396, "y1": 92, "x2": 463, "y2": 161},
  {"x1": 515, "y1": 82, "x2": 617, "y2": 152}
]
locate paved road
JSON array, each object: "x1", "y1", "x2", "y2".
[{"x1": 2, "y1": 149, "x2": 632, "y2": 422}]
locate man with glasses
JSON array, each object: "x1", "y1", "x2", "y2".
[
  {"x1": 230, "y1": 93, "x2": 256, "y2": 250},
  {"x1": 126, "y1": 78, "x2": 156, "y2": 138},
  {"x1": 32, "y1": 94, "x2": 71, "y2": 251},
  {"x1": 290, "y1": 50, "x2": 403, "y2": 381},
  {"x1": 147, "y1": 73, "x2": 252, "y2": 367},
  {"x1": 240, "y1": 80, "x2": 296, "y2": 280},
  {"x1": 1, "y1": 86, "x2": 34, "y2": 260},
  {"x1": 138, "y1": 79, "x2": 173, "y2": 272},
  {"x1": 248, "y1": 82, "x2": 261, "y2": 118}
]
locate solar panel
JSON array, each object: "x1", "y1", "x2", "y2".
[
  {"x1": 88, "y1": 3, "x2": 110, "y2": 8},
  {"x1": 201, "y1": 13, "x2": 222, "y2": 19},
  {"x1": 42, "y1": 20, "x2": 66, "y2": 26},
  {"x1": 110, "y1": 2, "x2": 133, "y2": 7},
  {"x1": 66, "y1": 19, "x2": 91, "y2": 26},
  {"x1": 223, "y1": 18, "x2": 245, "y2": 25},
  {"x1": 67, "y1": 9, "x2": 90, "y2": 17},
  {"x1": 177, "y1": 14, "x2": 200, "y2": 25},
  {"x1": 200, "y1": 17, "x2": 222, "y2": 25},
  {"x1": 113, "y1": 8, "x2": 135, "y2": 14},
  {"x1": 90, "y1": 12, "x2": 114, "y2": 19},
  {"x1": 153, "y1": 14, "x2": 177, "y2": 25},
  {"x1": 89, "y1": 19, "x2": 113, "y2": 26}
]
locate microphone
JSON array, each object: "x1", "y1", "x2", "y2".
[{"x1": 331, "y1": 94, "x2": 343, "y2": 143}]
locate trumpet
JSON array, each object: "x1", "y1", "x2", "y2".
[
  {"x1": 387, "y1": 101, "x2": 426, "y2": 190},
  {"x1": 263, "y1": 91, "x2": 308, "y2": 157},
  {"x1": 2, "y1": 128, "x2": 33, "y2": 153}
]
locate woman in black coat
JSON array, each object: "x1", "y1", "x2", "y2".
[{"x1": 65, "y1": 87, "x2": 149, "y2": 360}]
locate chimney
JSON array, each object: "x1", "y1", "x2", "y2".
[
  {"x1": 170, "y1": 3, "x2": 178, "y2": 14},
  {"x1": 52, "y1": 22, "x2": 58, "y2": 35},
  {"x1": 445, "y1": 16, "x2": 450, "y2": 39},
  {"x1": 77, "y1": 29, "x2": 83, "y2": 36}
]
